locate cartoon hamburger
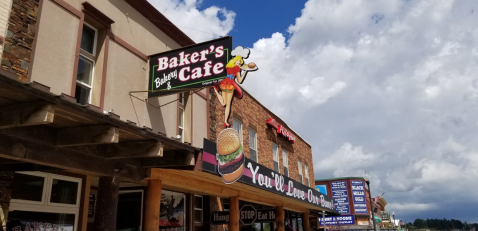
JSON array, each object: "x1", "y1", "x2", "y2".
[{"x1": 216, "y1": 128, "x2": 245, "y2": 184}]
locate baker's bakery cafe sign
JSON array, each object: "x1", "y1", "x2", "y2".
[{"x1": 266, "y1": 118, "x2": 296, "y2": 144}]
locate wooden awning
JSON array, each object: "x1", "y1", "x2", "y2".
[{"x1": 0, "y1": 70, "x2": 200, "y2": 182}]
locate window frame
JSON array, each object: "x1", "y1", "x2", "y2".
[
  {"x1": 9, "y1": 172, "x2": 82, "y2": 230},
  {"x1": 179, "y1": 92, "x2": 185, "y2": 105},
  {"x1": 298, "y1": 159, "x2": 303, "y2": 184},
  {"x1": 304, "y1": 164, "x2": 309, "y2": 186},
  {"x1": 249, "y1": 128, "x2": 258, "y2": 162},
  {"x1": 194, "y1": 195, "x2": 203, "y2": 223},
  {"x1": 233, "y1": 118, "x2": 243, "y2": 144},
  {"x1": 81, "y1": 22, "x2": 98, "y2": 56},
  {"x1": 179, "y1": 107, "x2": 185, "y2": 142},
  {"x1": 76, "y1": 54, "x2": 95, "y2": 104},
  {"x1": 272, "y1": 143, "x2": 279, "y2": 173},
  {"x1": 282, "y1": 150, "x2": 289, "y2": 177},
  {"x1": 46, "y1": 174, "x2": 83, "y2": 208}
]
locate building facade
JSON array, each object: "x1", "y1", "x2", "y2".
[{"x1": 315, "y1": 177, "x2": 374, "y2": 230}]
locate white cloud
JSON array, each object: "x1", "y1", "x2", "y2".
[
  {"x1": 150, "y1": 0, "x2": 478, "y2": 222},
  {"x1": 147, "y1": 0, "x2": 235, "y2": 42}
]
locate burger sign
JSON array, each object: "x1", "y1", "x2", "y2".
[{"x1": 216, "y1": 128, "x2": 245, "y2": 184}]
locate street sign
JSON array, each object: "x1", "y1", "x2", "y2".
[{"x1": 240, "y1": 205, "x2": 257, "y2": 225}]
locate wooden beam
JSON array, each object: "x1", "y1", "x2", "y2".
[
  {"x1": 0, "y1": 101, "x2": 54, "y2": 129},
  {"x1": 0, "y1": 133, "x2": 144, "y2": 182},
  {"x1": 142, "y1": 151, "x2": 195, "y2": 168},
  {"x1": 105, "y1": 141, "x2": 163, "y2": 159},
  {"x1": 56, "y1": 125, "x2": 119, "y2": 147},
  {"x1": 0, "y1": 163, "x2": 60, "y2": 172},
  {"x1": 144, "y1": 179, "x2": 162, "y2": 231}
]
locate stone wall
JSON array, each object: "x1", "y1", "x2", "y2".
[
  {"x1": 209, "y1": 88, "x2": 315, "y2": 186},
  {"x1": 0, "y1": 0, "x2": 39, "y2": 82},
  {"x1": 0, "y1": 0, "x2": 14, "y2": 58}
]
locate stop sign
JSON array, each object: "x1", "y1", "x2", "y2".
[{"x1": 240, "y1": 205, "x2": 257, "y2": 225}]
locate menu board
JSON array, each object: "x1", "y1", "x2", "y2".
[
  {"x1": 351, "y1": 180, "x2": 368, "y2": 214},
  {"x1": 331, "y1": 181, "x2": 350, "y2": 214}
]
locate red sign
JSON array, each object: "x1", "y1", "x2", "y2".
[{"x1": 266, "y1": 118, "x2": 296, "y2": 143}]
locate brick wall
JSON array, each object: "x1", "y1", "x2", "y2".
[
  {"x1": 0, "y1": 0, "x2": 38, "y2": 82},
  {"x1": 209, "y1": 88, "x2": 315, "y2": 186}
]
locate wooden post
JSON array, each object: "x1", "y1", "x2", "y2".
[
  {"x1": 93, "y1": 176, "x2": 120, "y2": 231},
  {"x1": 144, "y1": 179, "x2": 162, "y2": 231},
  {"x1": 276, "y1": 206, "x2": 285, "y2": 231},
  {"x1": 229, "y1": 197, "x2": 240, "y2": 231},
  {"x1": 303, "y1": 211, "x2": 310, "y2": 231},
  {"x1": 80, "y1": 175, "x2": 92, "y2": 231}
]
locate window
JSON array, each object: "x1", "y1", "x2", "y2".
[
  {"x1": 194, "y1": 195, "x2": 203, "y2": 223},
  {"x1": 272, "y1": 143, "x2": 279, "y2": 173},
  {"x1": 9, "y1": 172, "x2": 82, "y2": 231},
  {"x1": 233, "y1": 118, "x2": 243, "y2": 143},
  {"x1": 304, "y1": 164, "x2": 310, "y2": 186},
  {"x1": 75, "y1": 23, "x2": 97, "y2": 105},
  {"x1": 116, "y1": 190, "x2": 144, "y2": 231},
  {"x1": 249, "y1": 128, "x2": 257, "y2": 162},
  {"x1": 179, "y1": 107, "x2": 184, "y2": 142},
  {"x1": 282, "y1": 150, "x2": 289, "y2": 177},
  {"x1": 298, "y1": 159, "x2": 303, "y2": 184},
  {"x1": 179, "y1": 92, "x2": 185, "y2": 105}
]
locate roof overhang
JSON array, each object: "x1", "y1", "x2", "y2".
[{"x1": 0, "y1": 70, "x2": 200, "y2": 182}]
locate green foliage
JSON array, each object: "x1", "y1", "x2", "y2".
[{"x1": 408, "y1": 218, "x2": 477, "y2": 230}]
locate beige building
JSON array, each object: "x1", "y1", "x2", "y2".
[{"x1": 0, "y1": 0, "x2": 206, "y2": 230}]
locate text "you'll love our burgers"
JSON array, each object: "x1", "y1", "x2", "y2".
[{"x1": 216, "y1": 129, "x2": 245, "y2": 184}]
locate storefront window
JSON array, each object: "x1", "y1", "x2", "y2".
[
  {"x1": 7, "y1": 211, "x2": 75, "y2": 231},
  {"x1": 11, "y1": 173, "x2": 45, "y2": 202},
  {"x1": 50, "y1": 179, "x2": 79, "y2": 205},
  {"x1": 160, "y1": 190, "x2": 185, "y2": 231},
  {"x1": 9, "y1": 172, "x2": 82, "y2": 231}
]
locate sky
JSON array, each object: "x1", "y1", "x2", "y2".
[{"x1": 148, "y1": 0, "x2": 478, "y2": 223}]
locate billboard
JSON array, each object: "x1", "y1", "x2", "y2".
[
  {"x1": 351, "y1": 180, "x2": 368, "y2": 214},
  {"x1": 148, "y1": 37, "x2": 232, "y2": 97},
  {"x1": 202, "y1": 138, "x2": 337, "y2": 211},
  {"x1": 331, "y1": 181, "x2": 350, "y2": 214},
  {"x1": 315, "y1": 184, "x2": 328, "y2": 195}
]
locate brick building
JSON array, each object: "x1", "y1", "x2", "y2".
[
  {"x1": 205, "y1": 89, "x2": 322, "y2": 230},
  {"x1": 210, "y1": 89, "x2": 315, "y2": 187}
]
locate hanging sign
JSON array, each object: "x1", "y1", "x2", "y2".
[
  {"x1": 211, "y1": 211, "x2": 230, "y2": 224},
  {"x1": 148, "y1": 36, "x2": 232, "y2": 97}
]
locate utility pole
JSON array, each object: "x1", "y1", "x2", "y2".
[{"x1": 364, "y1": 173, "x2": 377, "y2": 231}]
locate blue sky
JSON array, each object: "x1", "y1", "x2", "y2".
[
  {"x1": 197, "y1": 0, "x2": 307, "y2": 48},
  {"x1": 148, "y1": 0, "x2": 478, "y2": 223}
]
